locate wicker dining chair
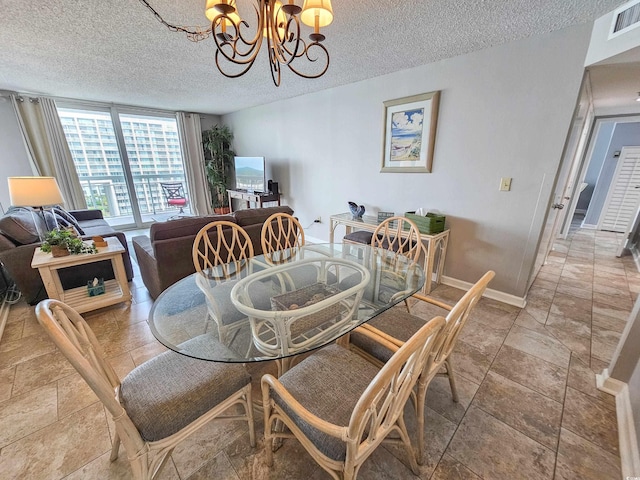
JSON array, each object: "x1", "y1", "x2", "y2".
[
  {"x1": 262, "y1": 315, "x2": 446, "y2": 480},
  {"x1": 193, "y1": 220, "x2": 254, "y2": 276},
  {"x1": 193, "y1": 220, "x2": 270, "y2": 345},
  {"x1": 343, "y1": 216, "x2": 422, "y2": 313},
  {"x1": 260, "y1": 212, "x2": 325, "y2": 291},
  {"x1": 348, "y1": 270, "x2": 495, "y2": 463},
  {"x1": 371, "y1": 216, "x2": 422, "y2": 262},
  {"x1": 35, "y1": 299, "x2": 255, "y2": 480},
  {"x1": 261, "y1": 212, "x2": 305, "y2": 263}
]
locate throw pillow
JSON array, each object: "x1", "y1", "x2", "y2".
[{"x1": 52, "y1": 206, "x2": 85, "y2": 235}]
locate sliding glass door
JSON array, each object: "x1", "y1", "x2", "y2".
[{"x1": 57, "y1": 106, "x2": 190, "y2": 228}]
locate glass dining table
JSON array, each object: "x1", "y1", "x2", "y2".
[{"x1": 148, "y1": 243, "x2": 424, "y2": 373}]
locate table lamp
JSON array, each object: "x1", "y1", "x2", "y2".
[{"x1": 7, "y1": 176, "x2": 65, "y2": 240}]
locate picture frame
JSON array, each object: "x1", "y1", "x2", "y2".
[{"x1": 380, "y1": 91, "x2": 440, "y2": 173}]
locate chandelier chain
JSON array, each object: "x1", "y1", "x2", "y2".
[{"x1": 138, "y1": 0, "x2": 212, "y2": 42}]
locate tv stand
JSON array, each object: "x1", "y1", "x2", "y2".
[{"x1": 227, "y1": 189, "x2": 281, "y2": 212}]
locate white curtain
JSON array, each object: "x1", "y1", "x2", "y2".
[
  {"x1": 10, "y1": 95, "x2": 87, "y2": 209},
  {"x1": 177, "y1": 112, "x2": 212, "y2": 216}
]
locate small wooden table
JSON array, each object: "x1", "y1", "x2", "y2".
[
  {"x1": 227, "y1": 189, "x2": 281, "y2": 212},
  {"x1": 31, "y1": 237, "x2": 132, "y2": 313},
  {"x1": 329, "y1": 213, "x2": 450, "y2": 295}
]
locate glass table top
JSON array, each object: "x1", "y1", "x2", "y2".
[{"x1": 148, "y1": 243, "x2": 424, "y2": 363}]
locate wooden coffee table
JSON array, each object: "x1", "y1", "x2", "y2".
[{"x1": 31, "y1": 237, "x2": 132, "y2": 313}]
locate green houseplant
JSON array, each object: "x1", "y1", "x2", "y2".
[
  {"x1": 202, "y1": 124, "x2": 235, "y2": 214},
  {"x1": 41, "y1": 228, "x2": 98, "y2": 257}
]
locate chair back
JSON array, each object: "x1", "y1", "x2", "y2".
[
  {"x1": 372, "y1": 216, "x2": 421, "y2": 262},
  {"x1": 348, "y1": 316, "x2": 446, "y2": 453},
  {"x1": 432, "y1": 270, "x2": 495, "y2": 369},
  {"x1": 193, "y1": 221, "x2": 254, "y2": 279},
  {"x1": 160, "y1": 182, "x2": 186, "y2": 201},
  {"x1": 260, "y1": 212, "x2": 305, "y2": 265},
  {"x1": 35, "y1": 299, "x2": 141, "y2": 435}
]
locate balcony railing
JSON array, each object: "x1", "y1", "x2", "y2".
[{"x1": 79, "y1": 173, "x2": 191, "y2": 226}]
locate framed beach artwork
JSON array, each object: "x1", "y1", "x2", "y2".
[{"x1": 380, "y1": 91, "x2": 440, "y2": 173}]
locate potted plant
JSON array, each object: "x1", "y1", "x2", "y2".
[
  {"x1": 202, "y1": 124, "x2": 235, "y2": 214},
  {"x1": 41, "y1": 228, "x2": 98, "y2": 257}
]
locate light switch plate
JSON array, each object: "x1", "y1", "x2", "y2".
[{"x1": 500, "y1": 177, "x2": 512, "y2": 191}]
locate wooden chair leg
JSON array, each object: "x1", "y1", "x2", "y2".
[
  {"x1": 397, "y1": 413, "x2": 419, "y2": 474},
  {"x1": 262, "y1": 395, "x2": 275, "y2": 466},
  {"x1": 445, "y1": 357, "x2": 459, "y2": 403},
  {"x1": 244, "y1": 387, "x2": 257, "y2": 448},
  {"x1": 109, "y1": 431, "x2": 121, "y2": 462},
  {"x1": 415, "y1": 379, "x2": 428, "y2": 465},
  {"x1": 404, "y1": 298, "x2": 412, "y2": 314}
]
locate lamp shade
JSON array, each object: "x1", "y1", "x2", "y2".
[
  {"x1": 8, "y1": 177, "x2": 64, "y2": 207},
  {"x1": 301, "y1": 0, "x2": 333, "y2": 28}
]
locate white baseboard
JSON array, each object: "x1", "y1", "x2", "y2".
[
  {"x1": 441, "y1": 275, "x2": 526, "y2": 308},
  {"x1": 306, "y1": 235, "x2": 327, "y2": 244},
  {"x1": 581, "y1": 223, "x2": 598, "y2": 229},
  {"x1": 597, "y1": 369, "x2": 640, "y2": 478},
  {"x1": 631, "y1": 246, "x2": 640, "y2": 273}
]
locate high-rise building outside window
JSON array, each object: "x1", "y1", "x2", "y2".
[{"x1": 57, "y1": 107, "x2": 190, "y2": 227}]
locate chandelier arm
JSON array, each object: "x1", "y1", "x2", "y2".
[
  {"x1": 267, "y1": 40, "x2": 282, "y2": 87},
  {"x1": 286, "y1": 42, "x2": 330, "y2": 79},
  {"x1": 212, "y1": 17, "x2": 263, "y2": 65},
  {"x1": 215, "y1": 51, "x2": 258, "y2": 78},
  {"x1": 270, "y1": 16, "x2": 303, "y2": 67}
]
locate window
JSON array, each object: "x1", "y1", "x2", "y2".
[{"x1": 57, "y1": 106, "x2": 190, "y2": 227}]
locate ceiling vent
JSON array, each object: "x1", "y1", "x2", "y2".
[{"x1": 610, "y1": 0, "x2": 640, "y2": 38}]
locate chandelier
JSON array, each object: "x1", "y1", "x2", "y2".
[{"x1": 139, "y1": 0, "x2": 334, "y2": 87}]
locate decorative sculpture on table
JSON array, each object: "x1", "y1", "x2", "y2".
[{"x1": 348, "y1": 201, "x2": 365, "y2": 219}]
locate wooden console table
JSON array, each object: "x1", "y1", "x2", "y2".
[
  {"x1": 329, "y1": 213, "x2": 449, "y2": 295},
  {"x1": 31, "y1": 237, "x2": 132, "y2": 313},
  {"x1": 227, "y1": 189, "x2": 281, "y2": 212}
]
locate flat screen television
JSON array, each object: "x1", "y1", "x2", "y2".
[{"x1": 234, "y1": 156, "x2": 265, "y2": 192}]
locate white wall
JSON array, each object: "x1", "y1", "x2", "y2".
[
  {"x1": 585, "y1": 3, "x2": 640, "y2": 66},
  {"x1": 223, "y1": 24, "x2": 592, "y2": 298},
  {"x1": 0, "y1": 97, "x2": 32, "y2": 212}
]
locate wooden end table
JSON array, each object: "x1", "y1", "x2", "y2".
[{"x1": 31, "y1": 237, "x2": 132, "y2": 313}]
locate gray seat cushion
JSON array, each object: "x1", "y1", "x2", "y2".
[
  {"x1": 120, "y1": 334, "x2": 250, "y2": 442},
  {"x1": 273, "y1": 344, "x2": 380, "y2": 461},
  {"x1": 203, "y1": 277, "x2": 273, "y2": 327},
  {"x1": 350, "y1": 309, "x2": 427, "y2": 363},
  {"x1": 343, "y1": 230, "x2": 374, "y2": 245},
  {"x1": 343, "y1": 231, "x2": 418, "y2": 254}
]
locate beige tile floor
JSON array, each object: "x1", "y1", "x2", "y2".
[{"x1": 0, "y1": 217, "x2": 629, "y2": 479}]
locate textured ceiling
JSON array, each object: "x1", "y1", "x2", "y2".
[{"x1": 0, "y1": 0, "x2": 625, "y2": 115}]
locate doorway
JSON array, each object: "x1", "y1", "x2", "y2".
[{"x1": 531, "y1": 59, "x2": 640, "y2": 290}]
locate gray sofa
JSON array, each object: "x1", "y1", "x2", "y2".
[
  {"x1": 132, "y1": 205, "x2": 294, "y2": 299},
  {"x1": 0, "y1": 207, "x2": 134, "y2": 304}
]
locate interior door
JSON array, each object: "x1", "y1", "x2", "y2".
[
  {"x1": 558, "y1": 100, "x2": 595, "y2": 238},
  {"x1": 598, "y1": 146, "x2": 640, "y2": 233},
  {"x1": 530, "y1": 74, "x2": 592, "y2": 286}
]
